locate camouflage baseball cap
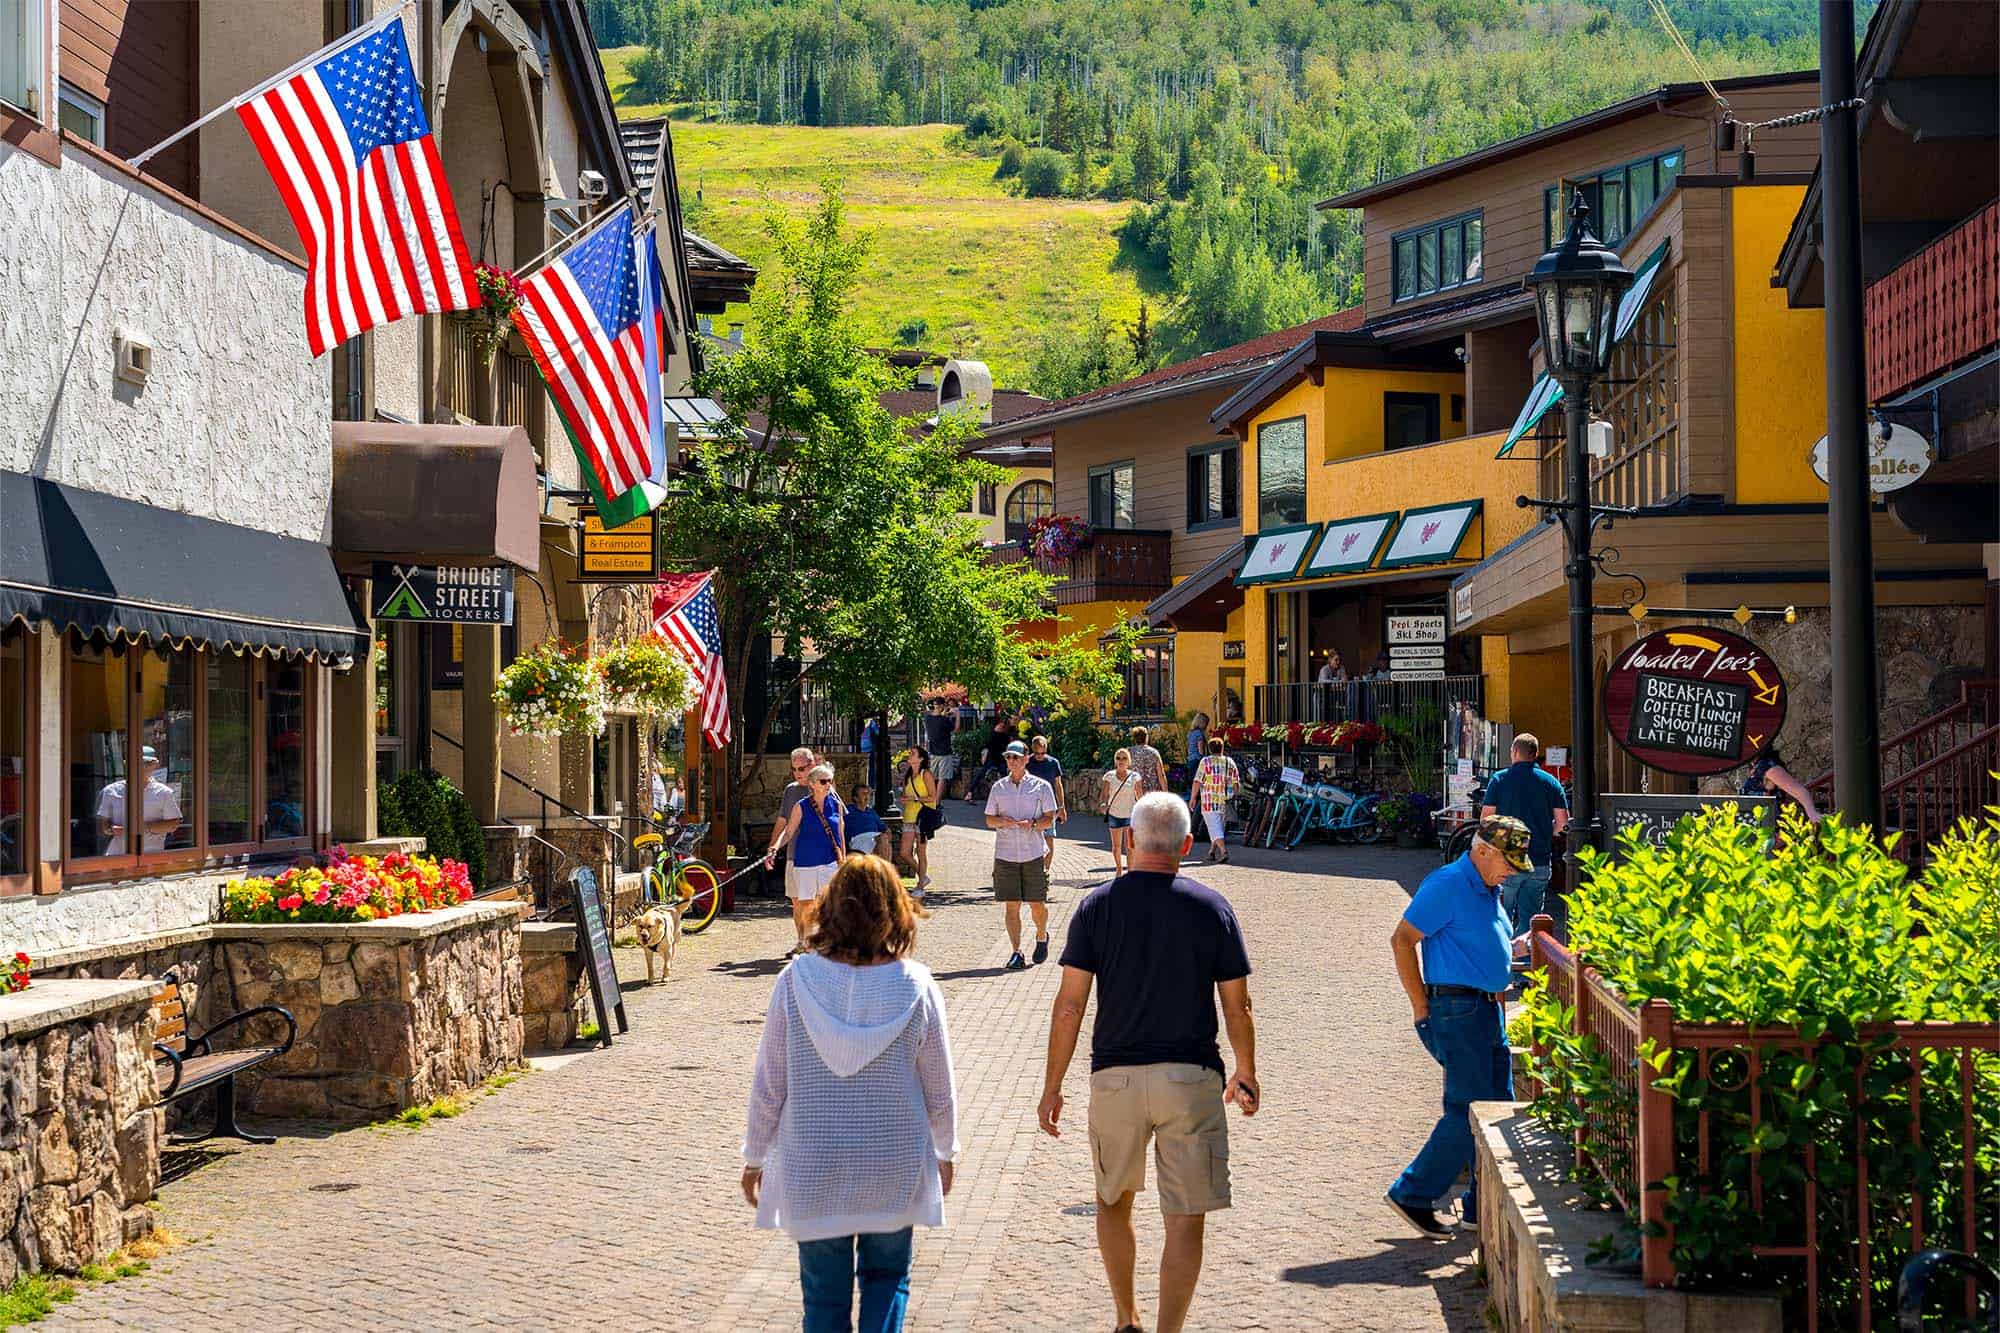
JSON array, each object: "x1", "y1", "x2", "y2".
[{"x1": 1476, "y1": 815, "x2": 1535, "y2": 872}]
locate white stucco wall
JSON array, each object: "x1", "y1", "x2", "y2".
[{"x1": 0, "y1": 143, "x2": 331, "y2": 540}]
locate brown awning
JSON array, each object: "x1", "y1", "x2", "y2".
[
  {"x1": 330, "y1": 422, "x2": 540, "y2": 571},
  {"x1": 1144, "y1": 543, "x2": 1245, "y2": 632}
]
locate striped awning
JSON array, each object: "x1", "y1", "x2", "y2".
[{"x1": 1496, "y1": 239, "x2": 1671, "y2": 458}]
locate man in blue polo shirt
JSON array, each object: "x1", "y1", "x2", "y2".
[
  {"x1": 1384, "y1": 815, "x2": 1534, "y2": 1239},
  {"x1": 1480, "y1": 733, "x2": 1569, "y2": 937}
]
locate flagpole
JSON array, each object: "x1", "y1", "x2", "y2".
[
  {"x1": 512, "y1": 189, "x2": 650, "y2": 282},
  {"x1": 128, "y1": 0, "x2": 416, "y2": 168}
]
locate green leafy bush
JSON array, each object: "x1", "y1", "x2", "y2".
[
  {"x1": 1019, "y1": 148, "x2": 1068, "y2": 198},
  {"x1": 375, "y1": 770, "x2": 487, "y2": 891},
  {"x1": 1516, "y1": 808, "x2": 2000, "y2": 1328}
]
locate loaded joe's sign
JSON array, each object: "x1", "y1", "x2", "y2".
[
  {"x1": 370, "y1": 564, "x2": 514, "y2": 624},
  {"x1": 1601, "y1": 627, "x2": 1786, "y2": 777}
]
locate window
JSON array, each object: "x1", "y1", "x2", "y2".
[
  {"x1": 1, "y1": 625, "x2": 29, "y2": 884},
  {"x1": 56, "y1": 82, "x2": 102, "y2": 144},
  {"x1": 976, "y1": 482, "x2": 997, "y2": 517},
  {"x1": 1392, "y1": 211, "x2": 1483, "y2": 302},
  {"x1": 1256, "y1": 417, "x2": 1306, "y2": 528},
  {"x1": 1088, "y1": 461, "x2": 1134, "y2": 530},
  {"x1": 1546, "y1": 149, "x2": 1684, "y2": 248},
  {"x1": 1004, "y1": 480, "x2": 1053, "y2": 541},
  {"x1": 1384, "y1": 393, "x2": 1442, "y2": 450},
  {"x1": 1186, "y1": 444, "x2": 1239, "y2": 529},
  {"x1": 62, "y1": 633, "x2": 317, "y2": 877},
  {"x1": 1115, "y1": 641, "x2": 1174, "y2": 717},
  {"x1": 0, "y1": 0, "x2": 46, "y2": 118}
]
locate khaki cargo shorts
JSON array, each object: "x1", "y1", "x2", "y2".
[
  {"x1": 1087, "y1": 1063, "x2": 1231, "y2": 1215},
  {"x1": 992, "y1": 857, "x2": 1050, "y2": 903}
]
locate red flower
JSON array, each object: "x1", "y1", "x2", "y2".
[
  {"x1": 12, "y1": 952, "x2": 26, "y2": 965},
  {"x1": 277, "y1": 894, "x2": 304, "y2": 911}
]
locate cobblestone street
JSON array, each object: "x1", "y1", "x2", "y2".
[{"x1": 46, "y1": 820, "x2": 1489, "y2": 1331}]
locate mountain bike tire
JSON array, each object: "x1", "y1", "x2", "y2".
[{"x1": 676, "y1": 860, "x2": 723, "y2": 934}]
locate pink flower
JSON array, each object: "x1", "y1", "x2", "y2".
[{"x1": 277, "y1": 894, "x2": 304, "y2": 912}]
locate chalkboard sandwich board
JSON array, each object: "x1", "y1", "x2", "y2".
[
  {"x1": 1600, "y1": 793, "x2": 1775, "y2": 859},
  {"x1": 570, "y1": 868, "x2": 629, "y2": 1046}
]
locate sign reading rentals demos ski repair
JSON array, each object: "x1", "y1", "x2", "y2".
[{"x1": 1601, "y1": 627, "x2": 1787, "y2": 776}]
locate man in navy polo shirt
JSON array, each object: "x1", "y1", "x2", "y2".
[
  {"x1": 1480, "y1": 733, "x2": 1570, "y2": 937},
  {"x1": 1384, "y1": 815, "x2": 1534, "y2": 1239}
]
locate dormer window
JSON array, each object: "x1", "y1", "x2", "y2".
[
  {"x1": 1392, "y1": 211, "x2": 1483, "y2": 303},
  {"x1": 1545, "y1": 149, "x2": 1684, "y2": 248}
]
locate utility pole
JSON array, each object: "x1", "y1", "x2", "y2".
[{"x1": 1819, "y1": 0, "x2": 1882, "y2": 824}]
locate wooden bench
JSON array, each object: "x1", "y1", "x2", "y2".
[
  {"x1": 152, "y1": 971, "x2": 297, "y2": 1144},
  {"x1": 472, "y1": 879, "x2": 529, "y2": 904}
]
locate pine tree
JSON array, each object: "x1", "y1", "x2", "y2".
[
  {"x1": 803, "y1": 66, "x2": 822, "y2": 126},
  {"x1": 1070, "y1": 138, "x2": 1092, "y2": 198},
  {"x1": 1129, "y1": 111, "x2": 1164, "y2": 202}
]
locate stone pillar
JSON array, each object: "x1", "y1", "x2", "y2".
[
  {"x1": 558, "y1": 617, "x2": 592, "y2": 813},
  {"x1": 330, "y1": 588, "x2": 377, "y2": 842},
  {"x1": 462, "y1": 624, "x2": 502, "y2": 824}
]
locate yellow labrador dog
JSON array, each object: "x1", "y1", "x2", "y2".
[{"x1": 633, "y1": 899, "x2": 684, "y2": 982}]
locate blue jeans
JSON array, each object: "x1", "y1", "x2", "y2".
[
  {"x1": 798, "y1": 1228, "x2": 913, "y2": 1333},
  {"x1": 1500, "y1": 865, "x2": 1553, "y2": 939},
  {"x1": 1390, "y1": 994, "x2": 1513, "y2": 1214}
]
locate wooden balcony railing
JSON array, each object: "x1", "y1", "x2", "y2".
[
  {"x1": 986, "y1": 529, "x2": 1173, "y2": 606},
  {"x1": 1866, "y1": 199, "x2": 1999, "y2": 401},
  {"x1": 440, "y1": 316, "x2": 547, "y2": 451},
  {"x1": 1535, "y1": 273, "x2": 1682, "y2": 509}
]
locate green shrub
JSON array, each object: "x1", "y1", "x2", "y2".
[
  {"x1": 376, "y1": 770, "x2": 488, "y2": 890},
  {"x1": 1045, "y1": 708, "x2": 1104, "y2": 775},
  {"x1": 1019, "y1": 148, "x2": 1068, "y2": 197},
  {"x1": 993, "y1": 138, "x2": 1026, "y2": 179},
  {"x1": 1516, "y1": 809, "x2": 2000, "y2": 1327}
]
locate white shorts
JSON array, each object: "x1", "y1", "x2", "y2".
[
  {"x1": 1203, "y1": 810, "x2": 1226, "y2": 843},
  {"x1": 789, "y1": 861, "x2": 836, "y2": 899}
]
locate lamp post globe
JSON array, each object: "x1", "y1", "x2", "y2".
[{"x1": 1521, "y1": 190, "x2": 1634, "y2": 922}]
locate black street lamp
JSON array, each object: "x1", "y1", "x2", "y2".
[{"x1": 1523, "y1": 193, "x2": 1634, "y2": 903}]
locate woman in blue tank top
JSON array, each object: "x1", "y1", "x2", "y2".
[{"x1": 766, "y1": 763, "x2": 847, "y2": 956}]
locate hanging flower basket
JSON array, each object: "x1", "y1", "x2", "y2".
[
  {"x1": 494, "y1": 640, "x2": 607, "y2": 738},
  {"x1": 597, "y1": 634, "x2": 697, "y2": 718},
  {"x1": 1025, "y1": 513, "x2": 1090, "y2": 561},
  {"x1": 467, "y1": 264, "x2": 524, "y2": 363}
]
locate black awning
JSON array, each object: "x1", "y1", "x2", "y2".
[
  {"x1": 1144, "y1": 543, "x2": 1246, "y2": 632},
  {"x1": 0, "y1": 471, "x2": 366, "y2": 661}
]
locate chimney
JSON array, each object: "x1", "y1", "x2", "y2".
[
  {"x1": 935, "y1": 359, "x2": 994, "y2": 425},
  {"x1": 698, "y1": 314, "x2": 714, "y2": 335},
  {"x1": 727, "y1": 322, "x2": 744, "y2": 345}
]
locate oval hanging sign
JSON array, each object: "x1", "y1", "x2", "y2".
[
  {"x1": 1808, "y1": 422, "x2": 1933, "y2": 494},
  {"x1": 1602, "y1": 627, "x2": 1787, "y2": 777}
]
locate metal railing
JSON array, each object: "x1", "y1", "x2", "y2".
[
  {"x1": 1866, "y1": 199, "x2": 1998, "y2": 401},
  {"x1": 429, "y1": 729, "x2": 633, "y2": 904},
  {"x1": 1525, "y1": 923, "x2": 1999, "y2": 1330},
  {"x1": 1806, "y1": 682, "x2": 1998, "y2": 866},
  {"x1": 1254, "y1": 674, "x2": 1484, "y2": 727}
]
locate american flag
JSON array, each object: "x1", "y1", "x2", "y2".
[
  {"x1": 653, "y1": 572, "x2": 732, "y2": 750},
  {"x1": 512, "y1": 205, "x2": 657, "y2": 500},
  {"x1": 236, "y1": 17, "x2": 476, "y2": 357}
]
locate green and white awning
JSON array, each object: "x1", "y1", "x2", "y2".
[
  {"x1": 1378, "y1": 500, "x2": 1483, "y2": 568},
  {"x1": 1495, "y1": 239, "x2": 1670, "y2": 458},
  {"x1": 1300, "y1": 512, "x2": 1397, "y2": 576},
  {"x1": 1235, "y1": 524, "x2": 1321, "y2": 586}
]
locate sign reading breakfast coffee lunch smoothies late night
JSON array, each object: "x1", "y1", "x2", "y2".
[{"x1": 1602, "y1": 627, "x2": 1787, "y2": 777}]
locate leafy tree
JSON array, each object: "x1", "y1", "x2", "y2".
[
  {"x1": 663, "y1": 182, "x2": 1128, "y2": 832},
  {"x1": 1028, "y1": 313, "x2": 1135, "y2": 399},
  {"x1": 1018, "y1": 147, "x2": 1068, "y2": 198}
]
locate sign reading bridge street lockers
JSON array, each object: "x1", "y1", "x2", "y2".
[
  {"x1": 1602, "y1": 627, "x2": 1786, "y2": 777},
  {"x1": 370, "y1": 564, "x2": 514, "y2": 624}
]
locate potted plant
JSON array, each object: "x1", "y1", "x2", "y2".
[
  {"x1": 467, "y1": 263, "x2": 524, "y2": 362},
  {"x1": 494, "y1": 640, "x2": 607, "y2": 738},
  {"x1": 1025, "y1": 513, "x2": 1090, "y2": 562}
]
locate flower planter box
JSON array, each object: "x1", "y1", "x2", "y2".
[
  {"x1": 208, "y1": 902, "x2": 527, "y2": 1122},
  {"x1": 0, "y1": 979, "x2": 161, "y2": 1284}
]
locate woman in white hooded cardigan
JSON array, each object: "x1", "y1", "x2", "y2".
[{"x1": 743, "y1": 854, "x2": 959, "y2": 1333}]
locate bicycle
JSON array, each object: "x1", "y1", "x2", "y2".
[
  {"x1": 633, "y1": 818, "x2": 723, "y2": 935},
  {"x1": 1285, "y1": 779, "x2": 1384, "y2": 848}
]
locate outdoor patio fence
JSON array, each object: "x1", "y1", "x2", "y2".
[{"x1": 1524, "y1": 920, "x2": 1998, "y2": 1332}]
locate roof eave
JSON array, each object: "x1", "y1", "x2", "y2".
[{"x1": 975, "y1": 362, "x2": 1270, "y2": 445}]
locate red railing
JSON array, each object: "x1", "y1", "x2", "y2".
[
  {"x1": 985, "y1": 530, "x2": 1172, "y2": 606},
  {"x1": 1526, "y1": 924, "x2": 1999, "y2": 1331},
  {"x1": 1806, "y1": 682, "x2": 1996, "y2": 864},
  {"x1": 1865, "y1": 199, "x2": 1999, "y2": 401}
]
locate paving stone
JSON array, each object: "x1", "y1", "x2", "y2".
[{"x1": 44, "y1": 821, "x2": 1487, "y2": 1331}]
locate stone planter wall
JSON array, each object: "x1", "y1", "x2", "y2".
[
  {"x1": 209, "y1": 902, "x2": 526, "y2": 1122},
  {"x1": 520, "y1": 923, "x2": 587, "y2": 1052},
  {"x1": 527, "y1": 820, "x2": 618, "y2": 920},
  {"x1": 0, "y1": 980, "x2": 161, "y2": 1283}
]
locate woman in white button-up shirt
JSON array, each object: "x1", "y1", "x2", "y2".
[{"x1": 743, "y1": 854, "x2": 959, "y2": 1333}]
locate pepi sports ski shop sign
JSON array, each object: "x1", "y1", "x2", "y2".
[{"x1": 1601, "y1": 627, "x2": 1786, "y2": 777}]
